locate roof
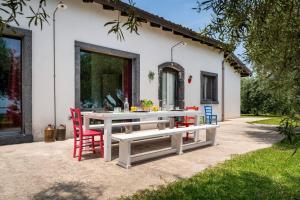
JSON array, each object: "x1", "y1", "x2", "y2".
[{"x1": 82, "y1": 0, "x2": 251, "y2": 77}]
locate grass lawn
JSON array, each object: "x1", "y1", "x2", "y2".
[
  {"x1": 120, "y1": 140, "x2": 300, "y2": 200},
  {"x1": 248, "y1": 117, "x2": 283, "y2": 126},
  {"x1": 241, "y1": 114, "x2": 284, "y2": 125}
]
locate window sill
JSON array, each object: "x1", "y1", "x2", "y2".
[{"x1": 201, "y1": 100, "x2": 219, "y2": 104}]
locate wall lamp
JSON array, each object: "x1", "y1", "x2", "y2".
[
  {"x1": 53, "y1": 0, "x2": 67, "y2": 128},
  {"x1": 171, "y1": 41, "x2": 187, "y2": 65}
]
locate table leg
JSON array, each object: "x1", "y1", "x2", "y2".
[
  {"x1": 194, "y1": 115, "x2": 200, "y2": 142},
  {"x1": 83, "y1": 115, "x2": 90, "y2": 131},
  {"x1": 206, "y1": 128, "x2": 216, "y2": 145},
  {"x1": 171, "y1": 133, "x2": 183, "y2": 155},
  {"x1": 104, "y1": 119, "x2": 112, "y2": 161}
]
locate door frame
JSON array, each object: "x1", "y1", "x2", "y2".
[
  {"x1": 158, "y1": 62, "x2": 185, "y2": 108},
  {"x1": 0, "y1": 27, "x2": 32, "y2": 145}
]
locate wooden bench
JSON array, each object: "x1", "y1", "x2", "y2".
[
  {"x1": 87, "y1": 119, "x2": 169, "y2": 130},
  {"x1": 112, "y1": 124, "x2": 219, "y2": 168}
]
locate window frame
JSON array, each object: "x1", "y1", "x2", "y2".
[
  {"x1": 75, "y1": 41, "x2": 140, "y2": 109},
  {"x1": 200, "y1": 71, "x2": 219, "y2": 104},
  {"x1": 79, "y1": 49, "x2": 132, "y2": 111},
  {"x1": 158, "y1": 62, "x2": 185, "y2": 109}
]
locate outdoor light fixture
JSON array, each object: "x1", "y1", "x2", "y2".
[
  {"x1": 188, "y1": 75, "x2": 193, "y2": 84},
  {"x1": 53, "y1": 0, "x2": 67, "y2": 128},
  {"x1": 171, "y1": 41, "x2": 187, "y2": 65},
  {"x1": 57, "y1": 1, "x2": 68, "y2": 10}
]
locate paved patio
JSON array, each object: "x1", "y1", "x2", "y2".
[{"x1": 0, "y1": 118, "x2": 282, "y2": 200}]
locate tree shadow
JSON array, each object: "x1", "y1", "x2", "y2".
[
  {"x1": 32, "y1": 182, "x2": 104, "y2": 200},
  {"x1": 243, "y1": 128, "x2": 283, "y2": 144}
]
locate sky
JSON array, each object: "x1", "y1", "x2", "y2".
[
  {"x1": 129, "y1": 0, "x2": 245, "y2": 59},
  {"x1": 133, "y1": 0, "x2": 212, "y2": 32}
]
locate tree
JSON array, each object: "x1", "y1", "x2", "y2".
[
  {"x1": 241, "y1": 77, "x2": 294, "y2": 116},
  {"x1": 195, "y1": 0, "x2": 300, "y2": 115},
  {"x1": 0, "y1": 0, "x2": 139, "y2": 40}
]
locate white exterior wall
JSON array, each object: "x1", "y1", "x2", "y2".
[
  {"x1": 224, "y1": 62, "x2": 241, "y2": 119},
  {"x1": 2, "y1": 0, "x2": 241, "y2": 141}
]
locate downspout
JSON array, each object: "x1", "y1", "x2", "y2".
[{"x1": 221, "y1": 59, "x2": 225, "y2": 122}]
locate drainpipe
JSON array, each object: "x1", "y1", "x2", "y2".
[{"x1": 221, "y1": 59, "x2": 225, "y2": 122}]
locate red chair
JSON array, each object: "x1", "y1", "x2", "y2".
[
  {"x1": 70, "y1": 108, "x2": 104, "y2": 161},
  {"x1": 176, "y1": 106, "x2": 199, "y2": 141}
]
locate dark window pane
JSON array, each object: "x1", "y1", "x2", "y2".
[
  {"x1": 80, "y1": 50, "x2": 132, "y2": 111},
  {"x1": 0, "y1": 37, "x2": 22, "y2": 132},
  {"x1": 201, "y1": 73, "x2": 217, "y2": 102}
]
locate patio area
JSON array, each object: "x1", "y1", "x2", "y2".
[{"x1": 0, "y1": 118, "x2": 282, "y2": 200}]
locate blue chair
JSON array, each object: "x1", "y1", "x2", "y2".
[{"x1": 204, "y1": 106, "x2": 218, "y2": 124}]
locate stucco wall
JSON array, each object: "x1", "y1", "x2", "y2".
[
  {"x1": 224, "y1": 62, "x2": 241, "y2": 119},
  {"x1": 2, "y1": 0, "x2": 241, "y2": 140}
]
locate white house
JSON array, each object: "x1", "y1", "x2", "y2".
[{"x1": 0, "y1": 0, "x2": 251, "y2": 144}]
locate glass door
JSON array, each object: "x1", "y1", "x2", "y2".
[
  {"x1": 162, "y1": 69, "x2": 177, "y2": 109},
  {"x1": 0, "y1": 36, "x2": 22, "y2": 133}
]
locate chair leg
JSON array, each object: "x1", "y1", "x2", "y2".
[
  {"x1": 92, "y1": 136, "x2": 96, "y2": 154},
  {"x1": 78, "y1": 139, "x2": 83, "y2": 161},
  {"x1": 100, "y1": 133, "x2": 104, "y2": 158},
  {"x1": 185, "y1": 124, "x2": 189, "y2": 141},
  {"x1": 73, "y1": 138, "x2": 77, "y2": 158}
]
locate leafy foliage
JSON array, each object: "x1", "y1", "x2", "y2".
[
  {"x1": 0, "y1": 0, "x2": 140, "y2": 41},
  {"x1": 140, "y1": 99, "x2": 153, "y2": 108},
  {"x1": 0, "y1": 0, "x2": 49, "y2": 31},
  {"x1": 196, "y1": 0, "x2": 300, "y2": 114},
  {"x1": 197, "y1": 0, "x2": 300, "y2": 140},
  {"x1": 104, "y1": 0, "x2": 141, "y2": 41},
  {"x1": 279, "y1": 116, "x2": 300, "y2": 143},
  {"x1": 241, "y1": 77, "x2": 294, "y2": 116}
]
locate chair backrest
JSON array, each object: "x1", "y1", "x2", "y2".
[
  {"x1": 184, "y1": 106, "x2": 199, "y2": 122},
  {"x1": 204, "y1": 106, "x2": 213, "y2": 116},
  {"x1": 70, "y1": 108, "x2": 83, "y2": 138}
]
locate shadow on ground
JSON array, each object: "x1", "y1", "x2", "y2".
[{"x1": 32, "y1": 182, "x2": 104, "y2": 200}]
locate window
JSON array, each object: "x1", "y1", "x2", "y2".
[
  {"x1": 0, "y1": 36, "x2": 22, "y2": 132},
  {"x1": 80, "y1": 50, "x2": 132, "y2": 111},
  {"x1": 201, "y1": 71, "x2": 218, "y2": 104}
]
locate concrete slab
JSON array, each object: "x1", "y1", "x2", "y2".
[{"x1": 0, "y1": 118, "x2": 282, "y2": 200}]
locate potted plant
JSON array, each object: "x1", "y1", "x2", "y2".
[{"x1": 140, "y1": 99, "x2": 153, "y2": 111}]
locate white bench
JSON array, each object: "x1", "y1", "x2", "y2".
[
  {"x1": 87, "y1": 119, "x2": 169, "y2": 130},
  {"x1": 112, "y1": 124, "x2": 219, "y2": 168}
]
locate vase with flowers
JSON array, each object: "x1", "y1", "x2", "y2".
[{"x1": 140, "y1": 99, "x2": 153, "y2": 111}]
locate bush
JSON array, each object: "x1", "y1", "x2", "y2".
[{"x1": 241, "y1": 77, "x2": 294, "y2": 116}]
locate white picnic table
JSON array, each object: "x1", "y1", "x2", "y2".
[{"x1": 82, "y1": 110, "x2": 202, "y2": 161}]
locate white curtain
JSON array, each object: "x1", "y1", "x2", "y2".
[{"x1": 162, "y1": 71, "x2": 176, "y2": 108}]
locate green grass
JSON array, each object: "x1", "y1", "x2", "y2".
[
  {"x1": 120, "y1": 140, "x2": 300, "y2": 200},
  {"x1": 241, "y1": 114, "x2": 284, "y2": 125},
  {"x1": 248, "y1": 117, "x2": 283, "y2": 125},
  {"x1": 241, "y1": 114, "x2": 281, "y2": 118}
]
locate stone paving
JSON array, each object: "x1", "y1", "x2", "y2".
[{"x1": 0, "y1": 118, "x2": 282, "y2": 200}]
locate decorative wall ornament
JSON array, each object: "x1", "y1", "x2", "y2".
[
  {"x1": 148, "y1": 70, "x2": 155, "y2": 81},
  {"x1": 188, "y1": 75, "x2": 193, "y2": 84}
]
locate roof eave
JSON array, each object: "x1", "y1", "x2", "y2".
[{"x1": 83, "y1": 0, "x2": 252, "y2": 77}]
